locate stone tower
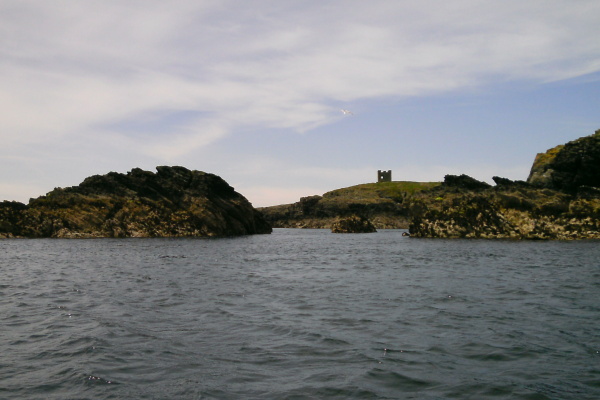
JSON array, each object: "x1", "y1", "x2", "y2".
[{"x1": 377, "y1": 170, "x2": 392, "y2": 182}]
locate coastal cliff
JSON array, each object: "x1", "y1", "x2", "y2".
[{"x1": 0, "y1": 166, "x2": 272, "y2": 238}]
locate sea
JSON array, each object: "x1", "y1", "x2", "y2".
[{"x1": 1, "y1": 229, "x2": 599, "y2": 400}]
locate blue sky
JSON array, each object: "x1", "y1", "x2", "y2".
[{"x1": 1, "y1": 1, "x2": 599, "y2": 207}]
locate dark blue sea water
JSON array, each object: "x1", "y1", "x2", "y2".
[{"x1": 1, "y1": 229, "x2": 599, "y2": 399}]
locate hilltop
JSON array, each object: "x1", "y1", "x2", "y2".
[{"x1": 259, "y1": 181, "x2": 440, "y2": 229}]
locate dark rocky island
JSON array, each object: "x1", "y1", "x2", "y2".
[{"x1": 0, "y1": 166, "x2": 272, "y2": 238}]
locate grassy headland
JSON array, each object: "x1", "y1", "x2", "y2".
[{"x1": 259, "y1": 181, "x2": 441, "y2": 229}]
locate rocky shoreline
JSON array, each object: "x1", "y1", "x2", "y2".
[
  {"x1": 409, "y1": 130, "x2": 600, "y2": 239},
  {"x1": 408, "y1": 175, "x2": 600, "y2": 239}
]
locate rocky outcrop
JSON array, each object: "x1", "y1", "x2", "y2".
[
  {"x1": 408, "y1": 130, "x2": 600, "y2": 239},
  {"x1": 444, "y1": 174, "x2": 492, "y2": 190},
  {"x1": 331, "y1": 215, "x2": 377, "y2": 233},
  {"x1": 0, "y1": 166, "x2": 272, "y2": 238},
  {"x1": 409, "y1": 175, "x2": 600, "y2": 239},
  {"x1": 527, "y1": 130, "x2": 600, "y2": 193}
]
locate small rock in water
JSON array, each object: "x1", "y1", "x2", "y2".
[{"x1": 331, "y1": 215, "x2": 376, "y2": 233}]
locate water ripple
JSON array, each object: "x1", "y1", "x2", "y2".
[{"x1": 1, "y1": 231, "x2": 599, "y2": 399}]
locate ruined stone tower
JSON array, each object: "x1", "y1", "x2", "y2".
[{"x1": 377, "y1": 170, "x2": 392, "y2": 183}]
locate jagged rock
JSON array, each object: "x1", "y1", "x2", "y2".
[
  {"x1": 492, "y1": 176, "x2": 530, "y2": 188},
  {"x1": 444, "y1": 174, "x2": 491, "y2": 190},
  {"x1": 0, "y1": 166, "x2": 272, "y2": 238},
  {"x1": 331, "y1": 215, "x2": 377, "y2": 233},
  {"x1": 527, "y1": 130, "x2": 600, "y2": 193}
]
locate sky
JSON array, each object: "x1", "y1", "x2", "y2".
[{"x1": 1, "y1": 0, "x2": 599, "y2": 207}]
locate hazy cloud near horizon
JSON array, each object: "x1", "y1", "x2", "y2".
[{"x1": 1, "y1": 0, "x2": 600, "y2": 205}]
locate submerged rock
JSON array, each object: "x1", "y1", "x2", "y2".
[
  {"x1": 0, "y1": 166, "x2": 272, "y2": 238},
  {"x1": 331, "y1": 215, "x2": 377, "y2": 233}
]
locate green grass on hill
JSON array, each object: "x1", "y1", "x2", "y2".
[{"x1": 323, "y1": 181, "x2": 441, "y2": 202}]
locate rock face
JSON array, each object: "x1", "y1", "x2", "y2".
[
  {"x1": 331, "y1": 215, "x2": 377, "y2": 233},
  {"x1": 0, "y1": 166, "x2": 272, "y2": 238},
  {"x1": 528, "y1": 130, "x2": 600, "y2": 193}
]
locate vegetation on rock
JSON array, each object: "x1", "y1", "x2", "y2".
[{"x1": 0, "y1": 166, "x2": 272, "y2": 238}]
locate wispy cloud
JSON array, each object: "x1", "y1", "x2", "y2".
[
  {"x1": 1, "y1": 1, "x2": 599, "y2": 203},
  {"x1": 2, "y1": 1, "x2": 599, "y2": 148}
]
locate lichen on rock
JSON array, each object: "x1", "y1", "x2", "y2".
[{"x1": 527, "y1": 130, "x2": 600, "y2": 193}]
